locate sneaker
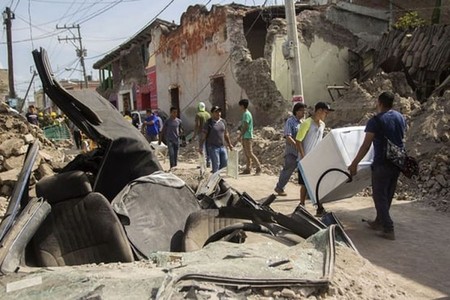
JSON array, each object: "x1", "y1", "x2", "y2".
[
  {"x1": 255, "y1": 167, "x2": 262, "y2": 175},
  {"x1": 240, "y1": 169, "x2": 251, "y2": 175},
  {"x1": 367, "y1": 220, "x2": 383, "y2": 231},
  {"x1": 378, "y1": 230, "x2": 395, "y2": 240},
  {"x1": 274, "y1": 188, "x2": 287, "y2": 196}
]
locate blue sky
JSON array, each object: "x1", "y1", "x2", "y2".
[{"x1": 1, "y1": 0, "x2": 269, "y2": 100}]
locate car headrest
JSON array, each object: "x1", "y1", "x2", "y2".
[{"x1": 36, "y1": 171, "x2": 92, "y2": 204}]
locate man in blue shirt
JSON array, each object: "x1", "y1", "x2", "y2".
[
  {"x1": 144, "y1": 109, "x2": 160, "y2": 142},
  {"x1": 274, "y1": 102, "x2": 306, "y2": 196},
  {"x1": 348, "y1": 91, "x2": 406, "y2": 241}
]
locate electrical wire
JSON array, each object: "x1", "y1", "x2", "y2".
[
  {"x1": 86, "y1": 0, "x2": 176, "y2": 62},
  {"x1": 12, "y1": 0, "x2": 21, "y2": 11},
  {"x1": 27, "y1": 0, "x2": 34, "y2": 49},
  {"x1": 77, "y1": 0, "x2": 124, "y2": 24},
  {"x1": 31, "y1": 0, "x2": 142, "y2": 3}
]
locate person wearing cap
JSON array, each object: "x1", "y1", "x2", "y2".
[
  {"x1": 199, "y1": 106, "x2": 233, "y2": 173},
  {"x1": 348, "y1": 91, "x2": 405, "y2": 241},
  {"x1": 295, "y1": 101, "x2": 334, "y2": 214},
  {"x1": 194, "y1": 102, "x2": 211, "y2": 168},
  {"x1": 274, "y1": 102, "x2": 307, "y2": 196},
  {"x1": 238, "y1": 99, "x2": 262, "y2": 175}
]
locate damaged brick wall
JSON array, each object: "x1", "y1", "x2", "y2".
[
  {"x1": 120, "y1": 45, "x2": 147, "y2": 86},
  {"x1": 230, "y1": 45, "x2": 288, "y2": 125},
  {"x1": 227, "y1": 10, "x2": 289, "y2": 126},
  {"x1": 157, "y1": 5, "x2": 228, "y2": 62}
]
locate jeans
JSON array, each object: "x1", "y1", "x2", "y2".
[
  {"x1": 275, "y1": 153, "x2": 298, "y2": 191},
  {"x1": 167, "y1": 140, "x2": 179, "y2": 168},
  {"x1": 199, "y1": 142, "x2": 211, "y2": 167},
  {"x1": 208, "y1": 145, "x2": 228, "y2": 173},
  {"x1": 371, "y1": 163, "x2": 401, "y2": 232}
]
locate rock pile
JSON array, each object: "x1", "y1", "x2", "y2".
[{"x1": 0, "y1": 102, "x2": 71, "y2": 217}]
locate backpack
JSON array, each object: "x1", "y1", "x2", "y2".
[{"x1": 374, "y1": 116, "x2": 419, "y2": 179}]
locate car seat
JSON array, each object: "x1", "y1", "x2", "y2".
[
  {"x1": 182, "y1": 209, "x2": 246, "y2": 251},
  {"x1": 32, "y1": 170, "x2": 134, "y2": 266}
]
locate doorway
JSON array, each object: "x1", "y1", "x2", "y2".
[
  {"x1": 122, "y1": 92, "x2": 131, "y2": 113},
  {"x1": 210, "y1": 76, "x2": 226, "y2": 118},
  {"x1": 170, "y1": 86, "x2": 180, "y2": 117},
  {"x1": 142, "y1": 93, "x2": 151, "y2": 110}
]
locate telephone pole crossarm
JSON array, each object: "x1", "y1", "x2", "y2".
[{"x1": 56, "y1": 24, "x2": 89, "y2": 88}]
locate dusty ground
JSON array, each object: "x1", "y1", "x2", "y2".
[{"x1": 168, "y1": 158, "x2": 450, "y2": 300}]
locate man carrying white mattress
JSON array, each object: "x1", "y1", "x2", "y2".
[{"x1": 295, "y1": 102, "x2": 334, "y2": 215}]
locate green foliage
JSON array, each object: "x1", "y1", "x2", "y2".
[{"x1": 394, "y1": 12, "x2": 427, "y2": 30}]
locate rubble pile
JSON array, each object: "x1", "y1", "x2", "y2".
[
  {"x1": 178, "y1": 72, "x2": 449, "y2": 212},
  {"x1": 0, "y1": 103, "x2": 70, "y2": 217},
  {"x1": 327, "y1": 73, "x2": 449, "y2": 211}
]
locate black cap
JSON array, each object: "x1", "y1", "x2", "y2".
[
  {"x1": 315, "y1": 102, "x2": 335, "y2": 111},
  {"x1": 211, "y1": 106, "x2": 222, "y2": 113}
]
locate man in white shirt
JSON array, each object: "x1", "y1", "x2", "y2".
[{"x1": 295, "y1": 102, "x2": 334, "y2": 214}]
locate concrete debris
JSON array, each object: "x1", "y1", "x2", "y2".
[{"x1": 0, "y1": 108, "x2": 72, "y2": 218}]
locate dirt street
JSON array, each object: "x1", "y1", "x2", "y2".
[{"x1": 168, "y1": 160, "x2": 450, "y2": 299}]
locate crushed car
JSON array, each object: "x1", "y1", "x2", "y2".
[{"x1": 0, "y1": 48, "x2": 357, "y2": 299}]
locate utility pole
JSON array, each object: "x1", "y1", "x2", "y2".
[
  {"x1": 3, "y1": 7, "x2": 16, "y2": 99},
  {"x1": 18, "y1": 71, "x2": 37, "y2": 113},
  {"x1": 57, "y1": 24, "x2": 88, "y2": 88},
  {"x1": 284, "y1": 0, "x2": 304, "y2": 104}
]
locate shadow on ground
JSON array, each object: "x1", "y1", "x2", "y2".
[{"x1": 326, "y1": 198, "x2": 450, "y2": 297}]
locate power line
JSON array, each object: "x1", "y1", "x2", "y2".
[
  {"x1": 12, "y1": 0, "x2": 21, "y2": 11},
  {"x1": 27, "y1": 0, "x2": 34, "y2": 49},
  {"x1": 30, "y1": 0, "x2": 142, "y2": 3},
  {"x1": 77, "y1": 0, "x2": 124, "y2": 24},
  {"x1": 88, "y1": 0, "x2": 176, "y2": 62}
]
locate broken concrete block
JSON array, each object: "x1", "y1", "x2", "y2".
[
  {"x1": 436, "y1": 174, "x2": 447, "y2": 187},
  {"x1": 5, "y1": 119, "x2": 14, "y2": 130},
  {"x1": 23, "y1": 134, "x2": 34, "y2": 144},
  {"x1": 37, "y1": 163, "x2": 54, "y2": 179},
  {"x1": 17, "y1": 145, "x2": 28, "y2": 156},
  {"x1": 0, "y1": 138, "x2": 25, "y2": 157},
  {"x1": 4, "y1": 155, "x2": 25, "y2": 170},
  {"x1": 19, "y1": 123, "x2": 30, "y2": 135},
  {"x1": 0, "y1": 168, "x2": 20, "y2": 184},
  {"x1": 39, "y1": 149, "x2": 65, "y2": 163},
  {"x1": 261, "y1": 126, "x2": 278, "y2": 140}
]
